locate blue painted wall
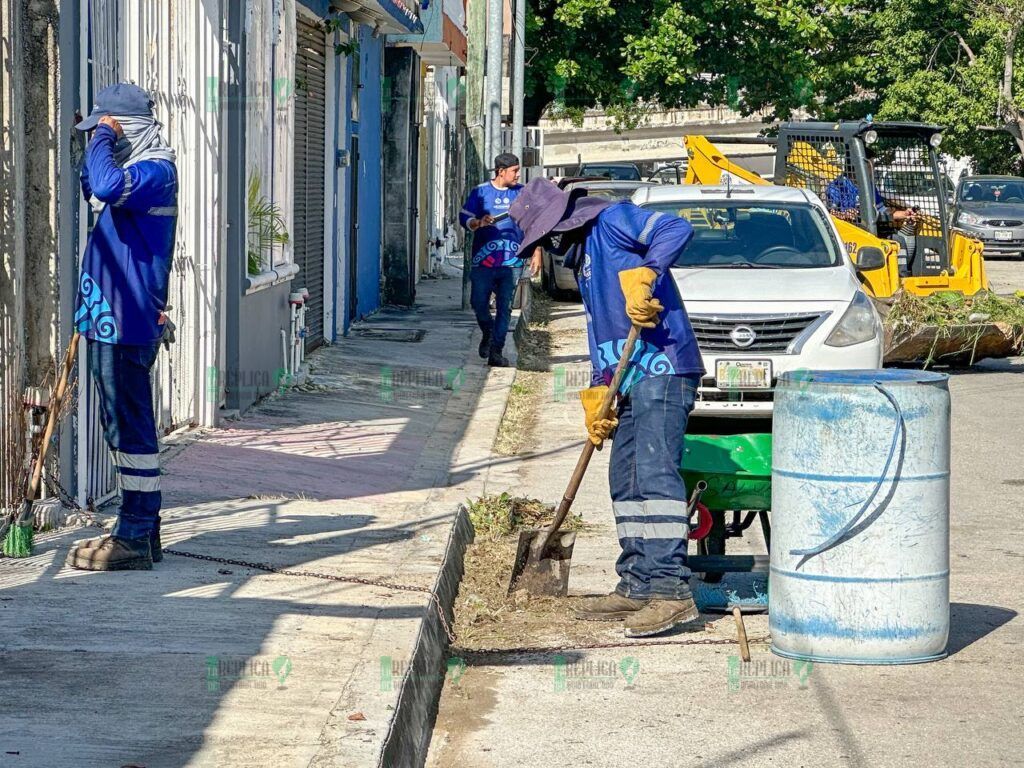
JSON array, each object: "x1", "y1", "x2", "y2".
[{"x1": 352, "y1": 26, "x2": 384, "y2": 325}]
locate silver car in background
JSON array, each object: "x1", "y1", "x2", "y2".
[
  {"x1": 952, "y1": 175, "x2": 1024, "y2": 259},
  {"x1": 540, "y1": 178, "x2": 655, "y2": 299}
]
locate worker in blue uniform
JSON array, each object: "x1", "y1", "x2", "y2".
[
  {"x1": 460, "y1": 153, "x2": 542, "y2": 367},
  {"x1": 67, "y1": 83, "x2": 178, "y2": 571},
  {"x1": 510, "y1": 178, "x2": 705, "y2": 637}
]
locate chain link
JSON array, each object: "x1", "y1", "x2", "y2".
[
  {"x1": 164, "y1": 548, "x2": 457, "y2": 643},
  {"x1": 463, "y1": 635, "x2": 768, "y2": 656}
]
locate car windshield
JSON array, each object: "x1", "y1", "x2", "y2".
[
  {"x1": 580, "y1": 164, "x2": 641, "y2": 181},
  {"x1": 642, "y1": 201, "x2": 843, "y2": 269},
  {"x1": 959, "y1": 178, "x2": 1024, "y2": 203}
]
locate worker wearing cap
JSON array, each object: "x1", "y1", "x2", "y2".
[
  {"x1": 459, "y1": 153, "x2": 542, "y2": 367},
  {"x1": 510, "y1": 178, "x2": 704, "y2": 638},
  {"x1": 66, "y1": 83, "x2": 178, "y2": 572}
]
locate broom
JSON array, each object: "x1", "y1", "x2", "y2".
[{"x1": 1, "y1": 332, "x2": 80, "y2": 557}]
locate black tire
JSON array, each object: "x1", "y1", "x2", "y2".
[{"x1": 697, "y1": 511, "x2": 727, "y2": 584}]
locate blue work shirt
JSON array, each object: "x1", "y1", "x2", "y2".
[
  {"x1": 76, "y1": 124, "x2": 178, "y2": 345},
  {"x1": 826, "y1": 176, "x2": 886, "y2": 217},
  {"x1": 459, "y1": 182, "x2": 525, "y2": 268},
  {"x1": 576, "y1": 202, "x2": 705, "y2": 393}
]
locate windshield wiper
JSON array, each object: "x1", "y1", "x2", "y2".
[{"x1": 693, "y1": 263, "x2": 787, "y2": 269}]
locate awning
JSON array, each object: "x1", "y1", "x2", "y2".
[{"x1": 331, "y1": 0, "x2": 424, "y2": 34}]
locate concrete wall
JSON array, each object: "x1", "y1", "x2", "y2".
[
  {"x1": 382, "y1": 46, "x2": 419, "y2": 306},
  {"x1": 235, "y1": 284, "x2": 291, "y2": 409}
]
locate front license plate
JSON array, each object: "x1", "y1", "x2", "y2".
[
  {"x1": 995, "y1": 230, "x2": 1014, "y2": 241},
  {"x1": 716, "y1": 360, "x2": 772, "y2": 390}
]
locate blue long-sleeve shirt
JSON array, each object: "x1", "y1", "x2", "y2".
[
  {"x1": 76, "y1": 124, "x2": 178, "y2": 345},
  {"x1": 459, "y1": 182, "x2": 525, "y2": 267},
  {"x1": 576, "y1": 202, "x2": 704, "y2": 393}
]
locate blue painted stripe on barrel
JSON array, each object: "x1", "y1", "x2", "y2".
[
  {"x1": 777, "y1": 369, "x2": 949, "y2": 386},
  {"x1": 771, "y1": 613, "x2": 945, "y2": 641},
  {"x1": 770, "y1": 566, "x2": 949, "y2": 584},
  {"x1": 772, "y1": 468, "x2": 949, "y2": 483}
]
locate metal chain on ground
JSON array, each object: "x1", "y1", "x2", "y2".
[
  {"x1": 42, "y1": 463, "x2": 83, "y2": 513},
  {"x1": 164, "y1": 548, "x2": 457, "y2": 643},
  {"x1": 463, "y1": 635, "x2": 769, "y2": 657}
]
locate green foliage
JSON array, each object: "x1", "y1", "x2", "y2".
[
  {"x1": 247, "y1": 173, "x2": 289, "y2": 276},
  {"x1": 525, "y1": 0, "x2": 1024, "y2": 170}
]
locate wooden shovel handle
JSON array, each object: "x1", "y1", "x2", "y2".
[
  {"x1": 25, "y1": 332, "x2": 80, "y2": 503},
  {"x1": 539, "y1": 324, "x2": 641, "y2": 550}
]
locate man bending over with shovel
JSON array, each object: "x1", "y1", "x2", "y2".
[{"x1": 509, "y1": 179, "x2": 704, "y2": 637}]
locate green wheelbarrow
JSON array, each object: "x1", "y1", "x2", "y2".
[{"x1": 680, "y1": 433, "x2": 772, "y2": 588}]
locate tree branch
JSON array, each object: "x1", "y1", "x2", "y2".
[{"x1": 953, "y1": 31, "x2": 976, "y2": 64}]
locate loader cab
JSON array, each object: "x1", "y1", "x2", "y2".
[{"x1": 774, "y1": 121, "x2": 951, "y2": 278}]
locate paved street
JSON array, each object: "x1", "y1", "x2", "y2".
[
  {"x1": 427, "y1": 290, "x2": 1024, "y2": 768},
  {"x1": 984, "y1": 255, "x2": 1024, "y2": 294}
]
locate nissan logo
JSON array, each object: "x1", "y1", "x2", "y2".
[{"x1": 730, "y1": 325, "x2": 757, "y2": 348}]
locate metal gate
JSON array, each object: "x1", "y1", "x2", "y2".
[
  {"x1": 293, "y1": 15, "x2": 327, "y2": 350},
  {"x1": 78, "y1": 0, "x2": 222, "y2": 505}
]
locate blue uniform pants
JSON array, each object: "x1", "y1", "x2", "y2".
[
  {"x1": 469, "y1": 265, "x2": 522, "y2": 354},
  {"x1": 87, "y1": 340, "x2": 162, "y2": 540},
  {"x1": 609, "y1": 373, "x2": 700, "y2": 599}
]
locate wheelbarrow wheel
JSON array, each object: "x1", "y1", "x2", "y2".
[{"x1": 696, "y1": 511, "x2": 727, "y2": 584}]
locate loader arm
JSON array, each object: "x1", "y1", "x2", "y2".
[{"x1": 682, "y1": 135, "x2": 900, "y2": 299}]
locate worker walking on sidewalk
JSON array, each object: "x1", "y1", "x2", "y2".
[
  {"x1": 67, "y1": 83, "x2": 178, "y2": 572},
  {"x1": 460, "y1": 153, "x2": 542, "y2": 367},
  {"x1": 510, "y1": 178, "x2": 705, "y2": 637}
]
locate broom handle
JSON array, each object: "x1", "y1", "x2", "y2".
[
  {"x1": 539, "y1": 324, "x2": 641, "y2": 550},
  {"x1": 25, "y1": 332, "x2": 80, "y2": 503}
]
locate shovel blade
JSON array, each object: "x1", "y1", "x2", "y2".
[{"x1": 507, "y1": 528, "x2": 577, "y2": 596}]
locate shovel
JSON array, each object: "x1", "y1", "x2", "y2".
[{"x1": 508, "y1": 324, "x2": 641, "y2": 596}]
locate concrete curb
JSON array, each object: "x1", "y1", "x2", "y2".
[
  {"x1": 377, "y1": 506, "x2": 473, "y2": 768},
  {"x1": 377, "y1": 290, "x2": 526, "y2": 766}
]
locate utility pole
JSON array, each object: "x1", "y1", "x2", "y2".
[
  {"x1": 511, "y1": 0, "x2": 525, "y2": 161},
  {"x1": 463, "y1": 0, "x2": 487, "y2": 308},
  {"x1": 484, "y1": 0, "x2": 503, "y2": 167}
]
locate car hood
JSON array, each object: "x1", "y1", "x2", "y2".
[
  {"x1": 958, "y1": 201, "x2": 1024, "y2": 219},
  {"x1": 673, "y1": 265, "x2": 858, "y2": 304}
]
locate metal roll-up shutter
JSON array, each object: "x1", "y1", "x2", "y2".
[{"x1": 294, "y1": 16, "x2": 327, "y2": 349}]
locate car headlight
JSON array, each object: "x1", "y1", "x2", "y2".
[
  {"x1": 826, "y1": 292, "x2": 880, "y2": 347},
  {"x1": 958, "y1": 210, "x2": 982, "y2": 226}
]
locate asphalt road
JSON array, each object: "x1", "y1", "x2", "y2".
[{"x1": 984, "y1": 254, "x2": 1024, "y2": 294}]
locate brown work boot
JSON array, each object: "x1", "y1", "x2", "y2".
[
  {"x1": 575, "y1": 593, "x2": 650, "y2": 621},
  {"x1": 74, "y1": 526, "x2": 163, "y2": 563},
  {"x1": 623, "y1": 597, "x2": 700, "y2": 638},
  {"x1": 67, "y1": 535, "x2": 153, "y2": 571}
]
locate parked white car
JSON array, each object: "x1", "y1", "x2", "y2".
[{"x1": 632, "y1": 183, "x2": 884, "y2": 417}]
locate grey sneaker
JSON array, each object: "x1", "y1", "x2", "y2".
[
  {"x1": 575, "y1": 593, "x2": 651, "y2": 621},
  {"x1": 67, "y1": 535, "x2": 153, "y2": 571},
  {"x1": 74, "y1": 525, "x2": 162, "y2": 563},
  {"x1": 623, "y1": 597, "x2": 700, "y2": 637}
]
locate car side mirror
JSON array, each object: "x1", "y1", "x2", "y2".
[{"x1": 855, "y1": 246, "x2": 886, "y2": 271}]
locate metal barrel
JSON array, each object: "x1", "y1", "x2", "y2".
[{"x1": 769, "y1": 369, "x2": 951, "y2": 664}]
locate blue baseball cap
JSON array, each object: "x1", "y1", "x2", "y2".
[{"x1": 76, "y1": 83, "x2": 154, "y2": 131}]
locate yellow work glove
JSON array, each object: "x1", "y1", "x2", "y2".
[
  {"x1": 619, "y1": 266, "x2": 664, "y2": 329},
  {"x1": 580, "y1": 385, "x2": 618, "y2": 446}
]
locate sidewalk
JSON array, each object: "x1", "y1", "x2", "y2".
[{"x1": 0, "y1": 273, "x2": 515, "y2": 768}]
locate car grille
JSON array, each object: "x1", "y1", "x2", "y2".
[
  {"x1": 985, "y1": 219, "x2": 1023, "y2": 227},
  {"x1": 689, "y1": 313, "x2": 826, "y2": 353}
]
